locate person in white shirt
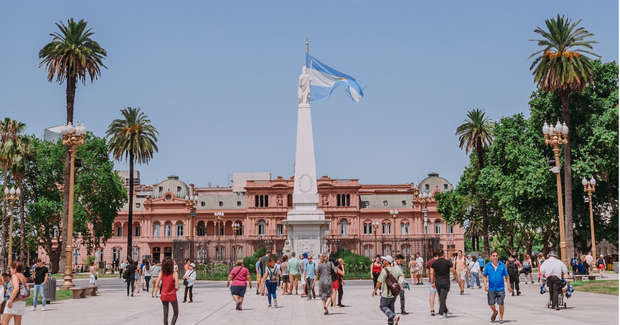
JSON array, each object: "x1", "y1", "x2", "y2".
[
  {"x1": 468, "y1": 255, "x2": 481, "y2": 289},
  {"x1": 539, "y1": 252, "x2": 567, "y2": 310},
  {"x1": 415, "y1": 253, "x2": 424, "y2": 285}
]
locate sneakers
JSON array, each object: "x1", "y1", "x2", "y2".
[
  {"x1": 268, "y1": 304, "x2": 272, "y2": 308},
  {"x1": 401, "y1": 311, "x2": 409, "y2": 315},
  {"x1": 393, "y1": 316, "x2": 400, "y2": 324},
  {"x1": 42, "y1": 307, "x2": 46, "y2": 311},
  {"x1": 274, "y1": 299, "x2": 277, "y2": 307},
  {"x1": 30, "y1": 307, "x2": 36, "y2": 311},
  {"x1": 439, "y1": 314, "x2": 447, "y2": 319}
]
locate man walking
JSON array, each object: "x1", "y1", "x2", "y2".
[
  {"x1": 372, "y1": 255, "x2": 402, "y2": 325},
  {"x1": 540, "y1": 251, "x2": 567, "y2": 310},
  {"x1": 300, "y1": 253, "x2": 309, "y2": 297},
  {"x1": 303, "y1": 254, "x2": 317, "y2": 300},
  {"x1": 30, "y1": 259, "x2": 48, "y2": 311},
  {"x1": 483, "y1": 251, "x2": 512, "y2": 324},
  {"x1": 288, "y1": 252, "x2": 301, "y2": 295},
  {"x1": 506, "y1": 254, "x2": 521, "y2": 296},
  {"x1": 430, "y1": 249, "x2": 458, "y2": 319},
  {"x1": 585, "y1": 252, "x2": 593, "y2": 274},
  {"x1": 394, "y1": 254, "x2": 408, "y2": 315},
  {"x1": 126, "y1": 258, "x2": 137, "y2": 297},
  {"x1": 454, "y1": 250, "x2": 468, "y2": 295}
]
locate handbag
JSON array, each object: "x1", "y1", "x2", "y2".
[
  {"x1": 15, "y1": 282, "x2": 30, "y2": 301},
  {"x1": 184, "y1": 271, "x2": 194, "y2": 286},
  {"x1": 384, "y1": 268, "x2": 401, "y2": 296}
]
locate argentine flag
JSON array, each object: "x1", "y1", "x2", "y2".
[{"x1": 306, "y1": 54, "x2": 366, "y2": 103}]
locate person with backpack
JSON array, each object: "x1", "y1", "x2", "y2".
[
  {"x1": 430, "y1": 249, "x2": 459, "y2": 319},
  {"x1": 124, "y1": 258, "x2": 137, "y2": 297},
  {"x1": 372, "y1": 255, "x2": 404, "y2": 325},
  {"x1": 596, "y1": 254, "x2": 607, "y2": 278},
  {"x1": 182, "y1": 263, "x2": 196, "y2": 303},
  {"x1": 261, "y1": 258, "x2": 280, "y2": 308},
  {"x1": 570, "y1": 255, "x2": 579, "y2": 276},
  {"x1": 506, "y1": 254, "x2": 521, "y2": 296}
]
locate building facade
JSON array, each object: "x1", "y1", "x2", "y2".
[{"x1": 39, "y1": 172, "x2": 465, "y2": 267}]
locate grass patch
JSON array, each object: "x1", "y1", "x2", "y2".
[
  {"x1": 25, "y1": 289, "x2": 73, "y2": 306},
  {"x1": 571, "y1": 280, "x2": 618, "y2": 295}
]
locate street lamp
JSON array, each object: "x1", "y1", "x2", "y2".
[
  {"x1": 419, "y1": 192, "x2": 433, "y2": 264},
  {"x1": 390, "y1": 210, "x2": 399, "y2": 255},
  {"x1": 582, "y1": 177, "x2": 597, "y2": 257},
  {"x1": 4, "y1": 187, "x2": 20, "y2": 268},
  {"x1": 185, "y1": 195, "x2": 198, "y2": 240},
  {"x1": 543, "y1": 120, "x2": 569, "y2": 266},
  {"x1": 60, "y1": 121, "x2": 87, "y2": 290},
  {"x1": 232, "y1": 222, "x2": 241, "y2": 260},
  {"x1": 214, "y1": 212, "x2": 224, "y2": 263},
  {"x1": 372, "y1": 222, "x2": 379, "y2": 256}
]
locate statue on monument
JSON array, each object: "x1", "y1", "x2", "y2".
[{"x1": 298, "y1": 66, "x2": 312, "y2": 105}]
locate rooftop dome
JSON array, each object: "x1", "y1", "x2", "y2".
[
  {"x1": 418, "y1": 172, "x2": 453, "y2": 193},
  {"x1": 151, "y1": 175, "x2": 190, "y2": 200}
]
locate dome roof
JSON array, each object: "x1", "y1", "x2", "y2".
[
  {"x1": 418, "y1": 172, "x2": 453, "y2": 193},
  {"x1": 151, "y1": 175, "x2": 190, "y2": 200}
]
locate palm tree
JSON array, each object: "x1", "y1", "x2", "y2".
[
  {"x1": 11, "y1": 136, "x2": 34, "y2": 261},
  {"x1": 0, "y1": 118, "x2": 25, "y2": 268},
  {"x1": 529, "y1": 15, "x2": 600, "y2": 260},
  {"x1": 106, "y1": 107, "x2": 158, "y2": 261},
  {"x1": 39, "y1": 18, "x2": 107, "y2": 268},
  {"x1": 456, "y1": 109, "x2": 494, "y2": 255},
  {"x1": 464, "y1": 215, "x2": 484, "y2": 252}
]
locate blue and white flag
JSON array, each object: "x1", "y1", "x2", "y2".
[{"x1": 306, "y1": 54, "x2": 366, "y2": 103}]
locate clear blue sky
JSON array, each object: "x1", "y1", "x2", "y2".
[{"x1": 1, "y1": 1, "x2": 618, "y2": 187}]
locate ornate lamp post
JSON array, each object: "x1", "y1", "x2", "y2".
[
  {"x1": 232, "y1": 222, "x2": 241, "y2": 260},
  {"x1": 582, "y1": 177, "x2": 597, "y2": 257},
  {"x1": 543, "y1": 121, "x2": 569, "y2": 266},
  {"x1": 185, "y1": 195, "x2": 198, "y2": 240},
  {"x1": 390, "y1": 210, "x2": 399, "y2": 255},
  {"x1": 419, "y1": 192, "x2": 433, "y2": 264},
  {"x1": 372, "y1": 222, "x2": 379, "y2": 256},
  {"x1": 60, "y1": 122, "x2": 86, "y2": 290},
  {"x1": 4, "y1": 187, "x2": 20, "y2": 267},
  {"x1": 214, "y1": 212, "x2": 224, "y2": 263}
]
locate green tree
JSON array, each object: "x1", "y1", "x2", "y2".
[
  {"x1": 106, "y1": 107, "x2": 159, "y2": 261},
  {"x1": 39, "y1": 18, "x2": 107, "y2": 269},
  {"x1": 455, "y1": 109, "x2": 495, "y2": 255},
  {"x1": 529, "y1": 14, "x2": 600, "y2": 260},
  {"x1": 10, "y1": 136, "x2": 34, "y2": 261}
]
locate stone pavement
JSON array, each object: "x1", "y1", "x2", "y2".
[{"x1": 25, "y1": 275, "x2": 618, "y2": 325}]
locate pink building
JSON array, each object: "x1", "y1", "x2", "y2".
[{"x1": 39, "y1": 172, "x2": 464, "y2": 267}]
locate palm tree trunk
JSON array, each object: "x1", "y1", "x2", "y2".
[
  {"x1": 127, "y1": 148, "x2": 134, "y2": 261},
  {"x1": 560, "y1": 91, "x2": 575, "y2": 261},
  {"x1": 19, "y1": 181, "x2": 25, "y2": 262},
  {"x1": 1, "y1": 171, "x2": 7, "y2": 271},
  {"x1": 60, "y1": 76, "x2": 76, "y2": 273},
  {"x1": 477, "y1": 143, "x2": 490, "y2": 256}
]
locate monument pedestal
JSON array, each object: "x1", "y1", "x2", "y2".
[{"x1": 283, "y1": 211, "x2": 330, "y2": 259}]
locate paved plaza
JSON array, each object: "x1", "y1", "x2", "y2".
[{"x1": 25, "y1": 275, "x2": 618, "y2": 325}]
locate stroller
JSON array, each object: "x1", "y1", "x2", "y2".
[{"x1": 540, "y1": 278, "x2": 573, "y2": 309}]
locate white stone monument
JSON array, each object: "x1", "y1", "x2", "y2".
[{"x1": 282, "y1": 66, "x2": 330, "y2": 259}]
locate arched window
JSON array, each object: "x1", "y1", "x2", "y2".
[
  {"x1": 383, "y1": 245, "x2": 392, "y2": 256},
  {"x1": 215, "y1": 246, "x2": 225, "y2": 261},
  {"x1": 197, "y1": 221, "x2": 206, "y2": 236},
  {"x1": 176, "y1": 222, "x2": 184, "y2": 237},
  {"x1": 115, "y1": 224, "x2": 123, "y2": 237},
  {"x1": 287, "y1": 194, "x2": 293, "y2": 207},
  {"x1": 234, "y1": 222, "x2": 243, "y2": 236},
  {"x1": 255, "y1": 195, "x2": 259, "y2": 207},
  {"x1": 152, "y1": 247, "x2": 160, "y2": 262},
  {"x1": 153, "y1": 222, "x2": 161, "y2": 237},
  {"x1": 113, "y1": 248, "x2": 122, "y2": 262},
  {"x1": 401, "y1": 244, "x2": 411, "y2": 257},
  {"x1": 401, "y1": 222, "x2": 410, "y2": 235},
  {"x1": 133, "y1": 222, "x2": 141, "y2": 237},
  {"x1": 382, "y1": 222, "x2": 391, "y2": 235},
  {"x1": 447, "y1": 224, "x2": 454, "y2": 234},
  {"x1": 434, "y1": 221, "x2": 442, "y2": 234},
  {"x1": 95, "y1": 248, "x2": 104, "y2": 263},
  {"x1": 258, "y1": 220, "x2": 266, "y2": 236},
  {"x1": 340, "y1": 219, "x2": 348, "y2": 235},
  {"x1": 364, "y1": 245, "x2": 374, "y2": 258},
  {"x1": 264, "y1": 195, "x2": 269, "y2": 207},
  {"x1": 363, "y1": 222, "x2": 370, "y2": 235},
  {"x1": 132, "y1": 247, "x2": 140, "y2": 261},
  {"x1": 164, "y1": 222, "x2": 172, "y2": 237},
  {"x1": 346, "y1": 194, "x2": 351, "y2": 206}
]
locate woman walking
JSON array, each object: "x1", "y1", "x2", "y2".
[
  {"x1": 183, "y1": 263, "x2": 196, "y2": 303},
  {"x1": 143, "y1": 260, "x2": 152, "y2": 292},
  {"x1": 2, "y1": 261, "x2": 28, "y2": 325},
  {"x1": 596, "y1": 254, "x2": 607, "y2": 278},
  {"x1": 371, "y1": 255, "x2": 382, "y2": 293},
  {"x1": 89, "y1": 261, "x2": 98, "y2": 286},
  {"x1": 262, "y1": 258, "x2": 280, "y2": 307},
  {"x1": 536, "y1": 253, "x2": 545, "y2": 283},
  {"x1": 156, "y1": 257, "x2": 180, "y2": 325},
  {"x1": 335, "y1": 258, "x2": 346, "y2": 307},
  {"x1": 317, "y1": 254, "x2": 337, "y2": 315},
  {"x1": 520, "y1": 254, "x2": 533, "y2": 284},
  {"x1": 280, "y1": 256, "x2": 290, "y2": 295},
  {"x1": 134, "y1": 261, "x2": 141, "y2": 293},
  {"x1": 227, "y1": 260, "x2": 252, "y2": 310}
]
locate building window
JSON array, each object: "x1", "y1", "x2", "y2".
[
  {"x1": 201, "y1": 201, "x2": 206, "y2": 207},
  {"x1": 401, "y1": 222, "x2": 410, "y2": 235},
  {"x1": 383, "y1": 200, "x2": 388, "y2": 206},
  {"x1": 219, "y1": 201, "x2": 224, "y2": 207},
  {"x1": 176, "y1": 222, "x2": 184, "y2": 237},
  {"x1": 444, "y1": 184, "x2": 449, "y2": 190},
  {"x1": 363, "y1": 222, "x2": 370, "y2": 235},
  {"x1": 134, "y1": 224, "x2": 141, "y2": 237},
  {"x1": 260, "y1": 195, "x2": 264, "y2": 207},
  {"x1": 132, "y1": 247, "x2": 140, "y2": 261},
  {"x1": 258, "y1": 220, "x2": 266, "y2": 236},
  {"x1": 237, "y1": 201, "x2": 242, "y2": 207},
  {"x1": 73, "y1": 248, "x2": 80, "y2": 265},
  {"x1": 264, "y1": 195, "x2": 269, "y2": 207},
  {"x1": 277, "y1": 224, "x2": 284, "y2": 236},
  {"x1": 176, "y1": 186, "x2": 182, "y2": 193},
  {"x1": 336, "y1": 194, "x2": 341, "y2": 207},
  {"x1": 197, "y1": 221, "x2": 206, "y2": 236},
  {"x1": 136, "y1": 202, "x2": 141, "y2": 208},
  {"x1": 287, "y1": 194, "x2": 293, "y2": 207},
  {"x1": 113, "y1": 248, "x2": 122, "y2": 262},
  {"x1": 383, "y1": 245, "x2": 392, "y2": 256},
  {"x1": 382, "y1": 222, "x2": 391, "y2": 235},
  {"x1": 447, "y1": 224, "x2": 454, "y2": 234},
  {"x1": 158, "y1": 186, "x2": 163, "y2": 193},
  {"x1": 340, "y1": 219, "x2": 348, "y2": 235},
  {"x1": 363, "y1": 201, "x2": 370, "y2": 208},
  {"x1": 364, "y1": 245, "x2": 374, "y2": 258},
  {"x1": 153, "y1": 223, "x2": 161, "y2": 237},
  {"x1": 95, "y1": 248, "x2": 104, "y2": 263},
  {"x1": 401, "y1": 244, "x2": 411, "y2": 257},
  {"x1": 115, "y1": 225, "x2": 123, "y2": 237},
  {"x1": 434, "y1": 221, "x2": 442, "y2": 234},
  {"x1": 401, "y1": 200, "x2": 407, "y2": 207},
  {"x1": 165, "y1": 222, "x2": 172, "y2": 237},
  {"x1": 234, "y1": 223, "x2": 243, "y2": 236},
  {"x1": 234, "y1": 247, "x2": 243, "y2": 260},
  {"x1": 215, "y1": 246, "x2": 225, "y2": 261},
  {"x1": 346, "y1": 194, "x2": 351, "y2": 206},
  {"x1": 255, "y1": 195, "x2": 259, "y2": 207},
  {"x1": 425, "y1": 184, "x2": 430, "y2": 190}
]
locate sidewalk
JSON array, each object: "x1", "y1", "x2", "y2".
[{"x1": 25, "y1": 275, "x2": 618, "y2": 325}]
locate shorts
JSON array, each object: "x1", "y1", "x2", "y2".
[
  {"x1": 598, "y1": 264, "x2": 605, "y2": 269},
  {"x1": 429, "y1": 283, "x2": 437, "y2": 294},
  {"x1": 290, "y1": 274, "x2": 299, "y2": 281},
  {"x1": 90, "y1": 274, "x2": 97, "y2": 283},
  {"x1": 152, "y1": 277, "x2": 159, "y2": 285},
  {"x1": 282, "y1": 275, "x2": 290, "y2": 283},
  {"x1": 458, "y1": 271, "x2": 468, "y2": 281},
  {"x1": 231, "y1": 285, "x2": 247, "y2": 297},
  {"x1": 487, "y1": 290, "x2": 506, "y2": 306},
  {"x1": 333, "y1": 280, "x2": 339, "y2": 291},
  {"x1": 4, "y1": 300, "x2": 26, "y2": 315}
]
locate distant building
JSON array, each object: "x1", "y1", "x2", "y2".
[
  {"x1": 43, "y1": 125, "x2": 64, "y2": 142},
  {"x1": 117, "y1": 170, "x2": 141, "y2": 187}
]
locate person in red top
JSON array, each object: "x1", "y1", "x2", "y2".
[
  {"x1": 227, "y1": 260, "x2": 252, "y2": 310},
  {"x1": 371, "y1": 255, "x2": 382, "y2": 292},
  {"x1": 156, "y1": 257, "x2": 180, "y2": 325}
]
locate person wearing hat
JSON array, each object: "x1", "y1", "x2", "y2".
[
  {"x1": 539, "y1": 251, "x2": 567, "y2": 310},
  {"x1": 372, "y1": 255, "x2": 404, "y2": 325},
  {"x1": 596, "y1": 254, "x2": 606, "y2": 278},
  {"x1": 183, "y1": 263, "x2": 196, "y2": 303}
]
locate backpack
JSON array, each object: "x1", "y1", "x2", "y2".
[
  {"x1": 571, "y1": 258, "x2": 578, "y2": 267},
  {"x1": 330, "y1": 262, "x2": 338, "y2": 281},
  {"x1": 268, "y1": 267, "x2": 277, "y2": 282},
  {"x1": 506, "y1": 259, "x2": 517, "y2": 275},
  {"x1": 123, "y1": 268, "x2": 130, "y2": 279},
  {"x1": 384, "y1": 268, "x2": 401, "y2": 296}
]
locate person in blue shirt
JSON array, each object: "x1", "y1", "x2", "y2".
[
  {"x1": 483, "y1": 251, "x2": 512, "y2": 325},
  {"x1": 478, "y1": 255, "x2": 486, "y2": 272},
  {"x1": 303, "y1": 255, "x2": 317, "y2": 300},
  {"x1": 255, "y1": 260, "x2": 262, "y2": 295}
]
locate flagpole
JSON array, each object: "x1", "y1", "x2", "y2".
[{"x1": 306, "y1": 37, "x2": 309, "y2": 54}]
